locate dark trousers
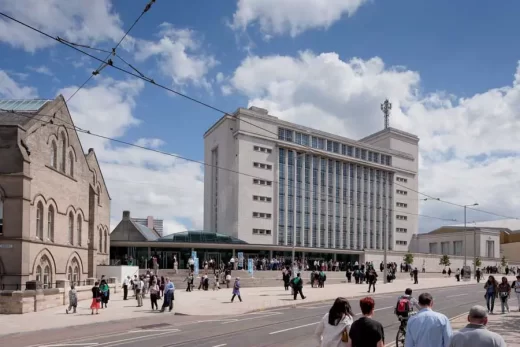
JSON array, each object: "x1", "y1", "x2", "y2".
[
  {"x1": 231, "y1": 294, "x2": 242, "y2": 302},
  {"x1": 414, "y1": 276, "x2": 418, "y2": 284},
  {"x1": 123, "y1": 285, "x2": 128, "y2": 300},
  {"x1": 150, "y1": 293, "x2": 158, "y2": 310},
  {"x1": 293, "y1": 287, "x2": 305, "y2": 300},
  {"x1": 368, "y1": 282, "x2": 376, "y2": 292},
  {"x1": 486, "y1": 293, "x2": 495, "y2": 312},
  {"x1": 161, "y1": 292, "x2": 173, "y2": 311}
]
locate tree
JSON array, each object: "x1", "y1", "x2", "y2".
[
  {"x1": 501, "y1": 256, "x2": 508, "y2": 267},
  {"x1": 439, "y1": 254, "x2": 451, "y2": 267},
  {"x1": 474, "y1": 257, "x2": 482, "y2": 268},
  {"x1": 403, "y1": 253, "x2": 414, "y2": 265}
]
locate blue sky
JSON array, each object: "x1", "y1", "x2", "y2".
[{"x1": 1, "y1": 0, "x2": 520, "y2": 233}]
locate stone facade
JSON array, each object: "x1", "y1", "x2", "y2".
[{"x1": 0, "y1": 96, "x2": 110, "y2": 290}]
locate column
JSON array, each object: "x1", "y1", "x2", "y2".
[
  {"x1": 339, "y1": 162, "x2": 344, "y2": 249},
  {"x1": 352, "y1": 166, "x2": 358, "y2": 249}
]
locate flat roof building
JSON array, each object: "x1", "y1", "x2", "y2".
[{"x1": 203, "y1": 106, "x2": 420, "y2": 254}]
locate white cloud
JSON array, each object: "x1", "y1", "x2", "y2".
[
  {"x1": 231, "y1": 0, "x2": 368, "y2": 38},
  {"x1": 28, "y1": 65, "x2": 54, "y2": 76},
  {"x1": 58, "y1": 78, "x2": 204, "y2": 231},
  {"x1": 0, "y1": 70, "x2": 37, "y2": 98},
  {"x1": 0, "y1": 0, "x2": 127, "y2": 52},
  {"x1": 226, "y1": 52, "x2": 520, "y2": 231},
  {"x1": 134, "y1": 23, "x2": 218, "y2": 88}
]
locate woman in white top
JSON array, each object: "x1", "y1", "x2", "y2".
[{"x1": 314, "y1": 297, "x2": 355, "y2": 347}]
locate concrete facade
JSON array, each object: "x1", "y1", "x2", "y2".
[
  {"x1": 0, "y1": 96, "x2": 110, "y2": 290},
  {"x1": 203, "y1": 106, "x2": 419, "y2": 253}
]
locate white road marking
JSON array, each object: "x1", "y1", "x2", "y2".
[
  {"x1": 212, "y1": 344, "x2": 228, "y2": 347},
  {"x1": 374, "y1": 305, "x2": 394, "y2": 312},
  {"x1": 221, "y1": 312, "x2": 282, "y2": 324},
  {"x1": 269, "y1": 322, "x2": 320, "y2": 335},
  {"x1": 447, "y1": 294, "x2": 468, "y2": 298},
  {"x1": 42, "y1": 344, "x2": 99, "y2": 347},
  {"x1": 127, "y1": 329, "x2": 180, "y2": 333},
  {"x1": 95, "y1": 330, "x2": 181, "y2": 347}
]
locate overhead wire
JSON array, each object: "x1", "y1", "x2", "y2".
[
  {"x1": 0, "y1": 108, "x2": 455, "y2": 222},
  {"x1": 0, "y1": 10, "x2": 514, "y2": 222}
]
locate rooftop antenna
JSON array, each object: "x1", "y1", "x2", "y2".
[{"x1": 381, "y1": 99, "x2": 392, "y2": 129}]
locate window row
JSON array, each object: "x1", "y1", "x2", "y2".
[
  {"x1": 253, "y1": 195, "x2": 272, "y2": 203},
  {"x1": 396, "y1": 202, "x2": 408, "y2": 208},
  {"x1": 278, "y1": 127, "x2": 392, "y2": 166},
  {"x1": 396, "y1": 215, "x2": 408, "y2": 220},
  {"x1": 253, "y1": 162, "x2": 272, "y2": 170},
  {"x1": 50, "y1": 132, "x2": 75, "y2": 177},
  {"x1": 396, "y1": 177, "x2": 408, "y2": 183},
  {"x1": 253, "y1": 212, "x2": 272, "y2": 219},
  {"x1": 252, "y1": 228, "x2": 272, "y2": 235},
  {"x1": 430, "y1": 240, "x2": 465, "y2": 256},
  {"x1": 36, "y1": 202, "x2": 82, "y2": 246},
  {"x1": 396, "y1": 189, "x2": 407, "y2": 195},
  {"x1": 396, "y1": 228, "x2": 408, "y2": 233},
  {"x1": 253, "y1": 179, "x2": 272, "y2": 186},
  {"x1": 253, "y1": 145, "x2": 272, "y2": 154},
  {"x1": 396, "y1": 240, "x2": 408, "y2": 245}
]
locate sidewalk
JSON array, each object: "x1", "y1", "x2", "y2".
[
  {"x1": 451, "y1": 304, "x2": 520, "y2": 346},
  {"x1": 0, "y1": 275, "x2": 516, "y2": 336}
]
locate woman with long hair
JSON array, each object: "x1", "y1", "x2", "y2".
[
  {"x1": 497, "y1": 276, "x2": 511, "y2": 314},
  {"x1": 314, "y1": 297, "x2": 354, "y2": 347},
  {"x1": 484, "y1": 275, "x2": 498, "y2": 313}
]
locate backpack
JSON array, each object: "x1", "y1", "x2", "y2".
[{"x1": 396, "y1": 297, "x2": 411, "y2": 314}]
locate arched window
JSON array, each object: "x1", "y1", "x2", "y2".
[
  {"x1": 77, "y1": 215, "x2": 82, "y2": 246},
  {"x1": 67, "y1": 266, "x2": 72, "y2": 282},
  {"x1": 73, "y1": 265, "x2": 79, "y2": 284},
  {"x1": 36, "y1": 202, "x2": 44, "y2": 239},
  {"x1": 47, "y1": 205, "x2": 54, "y2": 241},
  {"x1": 69, "y1": 152, "x2": 74, "y2": 177},
  {"x1": 35, "y1": 265, "x2": 42, "y2": 283},
  {"x1": 43, "y1": 265, "x2": 50, "y2": 288},
  {"x1": 60, "y1": 133, "x2": 66, "y2": 173},
  {"x1": 104, "y1": 229, "x2": 108, "y2": 253},
  {"x1": 50, "y1": 141, "x2": 57, "y2": 169},
  {"x1": 68, "y1": 213, "x2": 74, "y2": 244},
  {"x1": 99, "y1": 229, "x2": 103, "y2": 253}
]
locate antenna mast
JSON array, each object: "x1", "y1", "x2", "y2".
[{"x1": 381, "y1": 99, "x2": 392, "y2": 129}]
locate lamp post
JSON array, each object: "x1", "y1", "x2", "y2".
[{"x1": 463, "y1": 203, "x2": 478, "y2": 266}]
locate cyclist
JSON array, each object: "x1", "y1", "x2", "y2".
[{"x1": 395, "y1": 288, "x2": 420, "y2": 322}]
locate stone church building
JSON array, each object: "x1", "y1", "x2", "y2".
[{"x1": 0, "y1": 96, "x2": 110, "y2": 289}]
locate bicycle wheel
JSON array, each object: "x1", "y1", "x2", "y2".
[{"x1": 395, "y1": 327, "x2": 406, "y2": 347}]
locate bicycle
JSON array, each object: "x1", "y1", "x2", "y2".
[{"x1": 395, "y1": 311, "x2": 416, "y2": 347}]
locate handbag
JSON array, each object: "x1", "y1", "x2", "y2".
[{"x1": 341, "y1": 328, "x2": 349, "y2": 342}]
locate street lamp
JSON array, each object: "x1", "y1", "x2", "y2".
[{"x1": 463, "y1": 203, "x2": 478, "y2": 266}]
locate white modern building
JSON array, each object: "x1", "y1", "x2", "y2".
[{"x1": 203, "y1": 106, "x2": 419, "y2": 255}]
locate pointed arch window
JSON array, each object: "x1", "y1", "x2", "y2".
[
  {"x1": 68, "y1": 212, "x2": 74, "y2": 245},
  {"x1": 67, "y1": 266, "x2": 72, "y2": 282},
  {"x1": 35, "y1": 265, "x2": 42, "y2": 283},
  {"x1": 99, "y1": 229, "x2": 103, "y2": 253},
  {"x1": 43, "y1": 265, "x2": 50, "y2": 288},
  {"x1": 97, "y1": 186, "x2": 101, "y2": 205},
  {"x1": 60, "y1": 133, "x2": 66, "y2": 173},
  {"x1": 47, "y1": 205, "x2": 54, "y2": 241},
  {"x1": 77, "y1": 215, "x2": 82, "y2": 246},
  {"x1": 104, "y1": 229, "x2": 108, "y2": 253},
  {"x1": 36, "y1": 202, "x2": 44, "y2": 239},
  {"x1": 69, "y1": 152, "x2": 74, "y2": 177},
  {"x1": 73, "y1": 265, "x2": 79, "y2": 284},
  {"x1": 50, "y1": 141, "x2": 57, "y2": 169}
]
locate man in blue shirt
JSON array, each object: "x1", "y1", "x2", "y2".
[
  {"x1": 405, "y1": 292, "x2": 452, "y2": 347},
  {"x1": 161, "y1": 277, "x2": 175, "y2": 313}
]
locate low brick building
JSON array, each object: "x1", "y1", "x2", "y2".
[{"x1": 0, "y1": 96, "x2": 110, "y2": 290}]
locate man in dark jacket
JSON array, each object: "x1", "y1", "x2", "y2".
[{"x1": 291, "y1": 273, "x2": 306, "y2": 300}]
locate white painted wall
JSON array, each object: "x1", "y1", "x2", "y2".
[
  {"x1": 96, "y1": 265, "x2": 138, "y2": 283},
  {"x1": 412, "y1": 230, "x2": 501, "y2": 258}
]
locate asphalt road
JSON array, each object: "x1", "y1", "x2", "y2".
[{"x1": 2, "y1": 282, "x2": 488, "y2": 347}]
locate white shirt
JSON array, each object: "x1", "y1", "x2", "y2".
[
  {"x1": 314, "y1": 313, "x2": 353, "y2": 347},
  {"x1": 514, "y1": 279, "x2": 520, "y2": 293}
]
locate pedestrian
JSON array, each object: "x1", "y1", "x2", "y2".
[
  {"x1": 367, "y1": 267, "x2": 377, "y2": 293},
  {"x1": 412, "y1": 267, "x2": 419, "y2": 284},
  {"x1": 90, "y1": 281, "x2": 101, "y2": 315},
  {"x1": 455, "y1": 268, "x2": 461, "y2": 282},
  {"x1": 497, "y1": 276, "x2": 511, "y2": 314},
  {"x1": 231, "y1": 277, "x2": 242, "y2": 302},
  {"x1": 475, "y1": 268, "x2": 481, "y2": 283},
  {"x1": 405, "y1": 292, "x2": 452, "y2": 347},
  {"x1": 161, "y1": 277, "x2": 175, "y2": 312},
  {"x1": 348, "y1": 297, "x2": 385, "y2": 347},
  {"x1": 184, "y1": 272, "x2": 193, "y2": 292},
  {"x1": 135, "y1": 276, "x2": 144, "y2": 307},
  {"x1": 484, "y1": 275, "x2": 498, "y2": 314},
  {"x1": 99, "y1": 278, "x2": 109, "y2": 308},
  {"x1": 65, "y1": 284, "x2": 77, "y2": 314},
  {"x1": 122, "y1": 275, "x2": 130, "y2": 300},
  {"x1": 283, "y1": 267, "x2": 291, "y2": 291},
  {"x1": 513, "y1": 275, "x2": 520, "y2": 311},
  {"x1": 314, "y1": 297, "x2": 354, "y2": 347},
  {"x1": 150, "y1": 280, "x2": 159, "y2": 310},
  {"x1": 291, "y1": 272, "x2": 306, "y2": 300},
  {"x1": 449, "y1": 305, "x2": 506, "y2": 347}
]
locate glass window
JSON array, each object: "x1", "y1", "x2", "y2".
[
  {"x1": 99, "y1": 229, "x2": 103, "y2": 252},
  {"x1": 68, "y1": 213, "x2": 74, "y2": 244},
  {"x1": 35, "y1": 265, "x2": 42, "y2": 283},
  {"x1": 36, "y1": 202, "x2": 44, "y2": 239},
  {"x1": 60, "y1": 134, "x2": 66, "y2": 173},
  {"x1": 47, "y1": 205, "x2": 54, "y2": 241},
  {"x1": 43, "y1": 265, "x2": 50, "y2": 288},
  {"x1": 50, "y1": 141, "x2": 57, "y2": 168},
  {"x1": 77, "y1": 215, "x2": 82, "y2": 246},
  {"x1": 69, "y1": 152, "x2": 74, "y2": 176}
]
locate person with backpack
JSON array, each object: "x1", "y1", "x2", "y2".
[
  {"x1": 395, "y1": 288, "x2": 420, "y2": 323},
  {"x1": 291, "y1": 273, "x2": 306, "y2": 300},
  {"x1": 318, "y1": 270, "x2": 327, "y2": 288}
]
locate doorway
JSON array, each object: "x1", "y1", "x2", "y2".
[{"x1": 205, "y1": 252, "x2": 221, "y2": 268}]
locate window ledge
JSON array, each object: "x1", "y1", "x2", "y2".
[{"x1": 45, "y1": 165, "x2": 77, "y2": 182}]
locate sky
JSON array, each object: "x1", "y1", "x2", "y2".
[{"x1": 1, "y1": 0, "x2": 520, "y2": 235}]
